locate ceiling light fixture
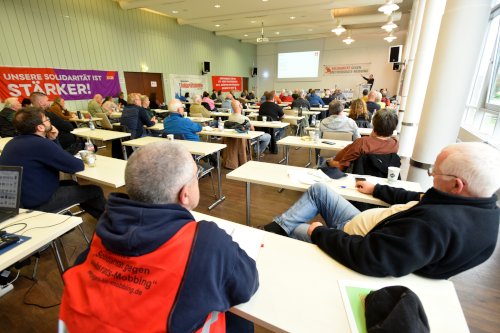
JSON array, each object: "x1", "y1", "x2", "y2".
[
  {"x1": 172, "y1": 10, "x2": 179, "y2": 14},
  {"x1": 342, "y1": 31, "x2": 354, "y2": 45},
  {"x1": 381, "y1": 15, "x2": 398, "y2": 32},
  {"x1": 214, "y1": 4, "x2": 220, "y2": 8},
  {"x1": 384, "y1": 32, "x2": 397, "y2": 42},
  {"x1": 378, "y1": 0, "x2": 400, "y2": 15},
  {"x1": 257, "y1": 22, "x2": 269, "y2": 43},
  {"x1": 331, "y1": 20, "x2": 346, "y2": 36},
  {"x1": 215, "y1": 24, "x2": 220, "y2": 27},
  {"x1": 250, "y1": 20, "x2": 257, "y2": 23},
  {"x1": 289, "y1": 16, "x2": 296, "y2": 20},
  {"x1": 244, "y1": 34, "x2": 248, "y2": 37}
]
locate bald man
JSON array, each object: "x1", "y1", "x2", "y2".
[
  {"x1": 265, "y1": 142, "x2": 500, "y2": 279},
  {"x1": 87, "y1": 94, "x2": 104, "y2": 117}
]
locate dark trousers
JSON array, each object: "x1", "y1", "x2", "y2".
[
  {"x1": 226, "y1": 312, "x2": 254, "y2": 333},
  {"x1": 33, "y1": 180, "x2": 106, "y2": 219}
]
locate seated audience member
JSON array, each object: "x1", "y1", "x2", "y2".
[
  {"x1": 121, "y1": 93, "x2": 157, "y2": 139},
  {"x1": 361, "y1": 89, "x2": 369, "y2": 102},
  {"x1": 140, "y1": 95, "x2": 155, "y2": 119},
  {"x1": 46, "y1": 103, "x2": 83, "y2": 154},
  {"x1": 375, "y1": 91, "x2": 386, "y2": 109},
  {"x1": 281, "y1": 90, "x2": 294, "y2": 103},
  {"x1": 59, "y1": 141, "x2": 259, "y2": 332},
  {"x1": 21, "y1": 98, "x2": 31, "y2": 108},
  {"x1": 87, "y1": 94, "x2": 104, "y2": 117},
  {"x1": 332, "y1": 89, "x2": 347, "y2": 101},
  {"x1": 163, "y1": 99, "x2": 202, "y2": 141},
  {"x1": 291, "y1": 91, "x2": 311, "y2": 110},
  {"x1": 215, "y1": 90, "x2": 224, "y2": 103},
  {"x1": 307, "y1": 90, "x2": 325, "y2": 107},
  {"x1": 101, "y1": 96, "x2": 119, "y2": 116},
  {"x1": 348, "y1": 99, "x2": 372, "y2": 128},
  {"x1": 0, "y1": 97, "x2": 22, "y2": 137},
  {"x1": 320, "y1": 101, "x2": 360, "y2": 141},
  {"x1": 149, "y1": 92, "x2": 160, "y2": 109},
  {"x1": 325, "y1": 108, "x2": 398, "y2": 171},
  {"x1": 190, "y1": 95, "x2": 212, "y2": 118},
  {"x1": 221, "y1": 93, "x2": 234, "y2": 112},
  {"x1": 380, "y1": 89, "x2": 391, "y2": 106},
  {"x1": 117, "y1": 91, "x2": 127, "y2": 107},
  {"x1": 0, "y1": 108, "x2": 105, "y2": 218},
  {"x1": 259, "y1": 91, "x2": 284, "y2": 121},
  {"x1": 229, "y1": 100, "x2": 271, "y2": 156},
  {"x1": 321, "y1": 89, "x2": 333, "y2": 105},
  {"x1": 365, "y1": 91, "x2": 381, "y2": 115},
  {"x1": 48, "y1": 96, "x2": 76, "y2": 121},
  {"x1": 264, "y1": 142, "x2": 500, "y2": 279},
  {"x1": 247, "y1": 90, "x2": 256, "y2": 100},
  {"x1": 210, "y1": 89, "x2": 217, "y2": 100},
  {"x1": 273, "y1": 92, "x2": 282, "y2": 104},
  {"x1": 202, "y1": 91, "x2": 216, "y2": 111},
  {"x1": 30, "y1": 91, "x2": 51, "y2": 110},
  {"x1": 259, "y1": 91, "x2": 267, "y2": 104}
]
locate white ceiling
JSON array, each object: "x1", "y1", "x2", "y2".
[{"x1": 115, "y1": 0, "x2": 414, "y2": 44}]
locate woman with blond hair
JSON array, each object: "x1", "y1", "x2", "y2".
[{"x1": 348, "y1": 99, "x2": 371, "y2": 128}]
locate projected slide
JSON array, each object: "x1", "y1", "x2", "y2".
[{"x1": 277, "y1": 51, "x2": 320, "y2": 78}]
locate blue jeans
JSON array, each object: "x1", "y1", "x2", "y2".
[
  {"x1": 274, "y1": 183, "x2": 360, "y2": 242},
  {"x1": 252, "y1": 133, "x2": 271, "y2": 153}
]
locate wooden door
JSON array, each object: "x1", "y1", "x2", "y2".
[
  {"x1": 124, "y1": 72, "x2": 165, "y2": 104},
  {"x1": 242, "y1": 77, "x2": 249, "y2": 92}
]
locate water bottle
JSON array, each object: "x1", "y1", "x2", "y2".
[
  {"x1": 218, "y1": 118, "x2": 224, "y2": 131},
  {"x1": 311, "y1": 114, "x2": 316, "y2": 127},
  {"x1": 88, "y1": 115, "x2": 95, "y2": 130},
  {"x1": 315, "y1": 122, "x2": 321, "y2": 142},
  {"x1": 85, "y1": 137, "x2": 95, "y2": 153}
]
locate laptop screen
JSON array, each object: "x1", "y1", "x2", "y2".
[{"x1": 0, "y1": 166, "x2": 23, "y2": 213}]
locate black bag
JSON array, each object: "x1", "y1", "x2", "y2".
[
  {"x1": 318, "y1": 166, "x2": 347, "y2": 179},
  {"x1": 365, "y1": 286, "x2": 430, "y2": 333},
  {"x1": 224, "y1": 119, "x2": 251, "y2": 133}
]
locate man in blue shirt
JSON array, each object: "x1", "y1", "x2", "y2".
[
  {"x1": 221, "y1": 93, "x2": 234, "y2": 113},
  {"x1": 121, "y1": 93, "x2": 157, "y2": 139},
  {"x1": 307, "y1": 91, "x2": 325, "y2": 107},
  {"x1": 0, "y1": 108, "x2": 105, "y2": 218},
  {"x1": 163, "y1": 99, "x2": 202, "y2": 141}
]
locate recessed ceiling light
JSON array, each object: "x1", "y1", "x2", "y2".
[
  {"x1": 244, "y1": 34, "x2": 248, "y2": 37},
  {"x1": 308, "y1": 29, "x2": 313, "y2": 32},
  {"x1": 215, "y1": 24, "x2": 220, "y2": 27},
  {"x1": 275, "y1": 32, "x2": 280, "y2": 35},
  {"x1": 262, "y1": 0, "x2": 269, "y2": 2},
  {"x1": 172, "y1": 10, "x2": 179, "y2": 14},
  {"x1": 214, "y1": 4, "x2": 220, "y2": 8},
  {"x1": 250, "y1": 20, "x2": 257, "y2": 23},
  {"x1": 289, "y1": 16, "x2": 296, "y2": 20}
]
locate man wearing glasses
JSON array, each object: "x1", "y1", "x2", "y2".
[
  {"x1": 0, "y1": 108, "x2": 105, "y2": 219},
  {"x1": 264, "y1": 142, "x2": 500, "y2": 279},
  {"x1": 60, "y1": 141, "x2": 258, "y2": 333}
]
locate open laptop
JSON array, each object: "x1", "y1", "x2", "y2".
[{"x1": 0, "y1": 166, "x2": 23, "y2": 223}]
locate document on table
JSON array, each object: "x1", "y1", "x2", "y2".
[
  {"x1": 213, "y1": 221, "x2": 264, "y2": 261},
  {"x1": 288, "y1": 169, "x2": 331, "y2": 185}
]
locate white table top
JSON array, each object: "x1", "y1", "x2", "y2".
[
  {"x1": 283, "y1": 107, "x2": 321, "y2": 116},
  {"x1": 191, "y1": 211, "x2": 468, "y2": 333},
  {"x1": 75, "y1": 155, "x2": 127, "y2": 188},
  {"x1": 250, "y1": 121, "x2": 289, "y2": 129},
  {"x1": 188, "y1": 117, "x2": 213, "y2": 123},
  {"x1": 72, "y1": 117, "x2": 102, "y2": 123},
  {"x1": 199, "y1": 129, "x2": 265, "y2": 140},
  {"x1": 110, "y1": 112, "x2": 122, "y2": 119},
  {"x1": 122, "y1": 136, "x2": 227, "y2": 156},
  {"x1": 210, "y1": 112, "x2": 231, "y2": 117},
  {"x1": 0, "y1": 137, "x2": 13, "y2": 151},
  {"x1": 226, "y1": 161, "x2": 422, "y2": 207},
  {"x1": 71, "y1": 128, "x2": 131, "y2": 141},
  {"x1": 277, "y1": 135, "x2": 351, "y2": 151},
  {"x1": 146, "y1": 122, "x2": 163, "y2": 131},
  {"x1": 282, "y1": 115, "x2": 305, "y2": 121},
  {"x1": 0, "y1": 210, "x2": 82, "y2": 271},
  {"x1": 310, "y1": 106, "x2": 328, "y2": 111},
  {"x1": 152, "y1": 109, "x2": 169, "y2": 114}
]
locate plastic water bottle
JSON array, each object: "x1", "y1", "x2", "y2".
[
  {"x1": 311, "y1": 114, "x2": 316, "y2": 127},
  {"x1": 85, "y1": 137, "x2": 95, "y2": 153},
  {"x1": 218, "y1": 119, "x2": 224, "y2": 131},
  {"x1": 88, "y1": 116, "x2": 95, "y2": 130}
]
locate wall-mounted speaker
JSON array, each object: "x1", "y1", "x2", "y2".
[
  {"x1": 389, "y1": 45, "x2": 402, "y2": 63},
  {"x1": 203, "y1": 61, "x2": 210, "y2": 73},
  {"x1": 252, "y1": 67, "x2": 258, "y2": 77}
]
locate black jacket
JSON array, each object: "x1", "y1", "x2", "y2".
[
  {"x1": 0, "y1": 108, "x2": 16, "y2": 137},
  {"x1": 258, "y1": 101, "x2": 284, "y2": 121},
  {"x1": 311, "y1": 185, "x2": 499, "y2": 279}
]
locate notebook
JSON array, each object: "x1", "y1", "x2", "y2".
[{"x1": 0, "y1": 166, "x2": 23, "y2": 223}]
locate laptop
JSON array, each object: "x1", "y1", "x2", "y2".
[{"x1": 0, "y1": 166, "x2": 23, "y2": 223}]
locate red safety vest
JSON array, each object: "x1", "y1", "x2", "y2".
[{"x1": 60, "y1": 222, "x2": 226, "y2": 333}]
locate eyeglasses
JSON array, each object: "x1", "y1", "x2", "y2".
[
  {"x1": 427, "y1": 166, "x2": 458, "y2": 179},
  {"x1": 42, "y1": 118, "x2": 51, "y2": 123}
]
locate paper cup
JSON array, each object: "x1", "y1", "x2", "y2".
[
  {"x1": 387, "y1": 166, "x2": 400, "y2": 184},
  {"x1": 262, "y1": 116, "x2": 267, "y2": 122},
  {"x1": 167, "y1": 134, "x2": 174, "y2": 141},
  {"x1": 309, "y1": 130, "x2": 315, "y2": 140}
]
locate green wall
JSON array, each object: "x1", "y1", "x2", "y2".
[{"x1": 0, "y1": 0, "x2": 256, "y2": 109}]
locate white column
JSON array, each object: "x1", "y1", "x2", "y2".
[
  {"x1": 407, "y1": 0, "x2": 492, "y2": 188},
  {"x1": 398, "y1": 0, "x2": 447, "y2": 157},
  {"x1": 396, "y1": 0, "x2": 427, "y2": 132}
]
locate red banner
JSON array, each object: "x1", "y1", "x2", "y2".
[
  {"x1": 211, "y1": 76, "x2": 242, "y2": 92},
  {"x1": 0, "y1": 66, "x2": 120, "y2": 101}
]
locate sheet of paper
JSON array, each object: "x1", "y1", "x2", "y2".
[{"x1": 214, "y1": 221, "x2": 263, "y2": 261}]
